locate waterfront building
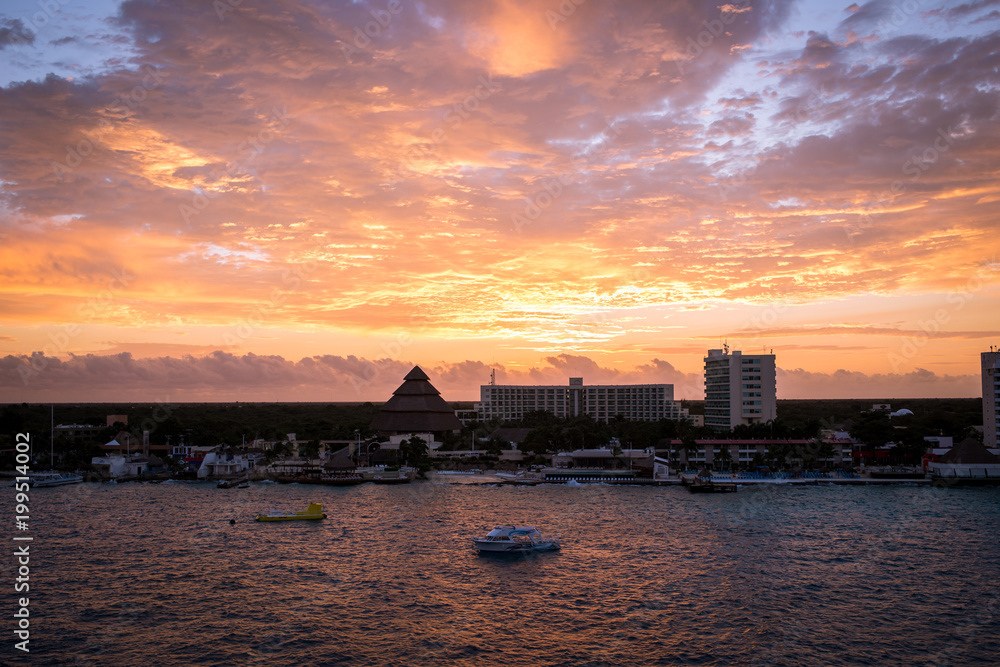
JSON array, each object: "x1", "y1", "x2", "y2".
[
  {"x1": 665, "y1": 438, "x2": 824, "y2": 468},
  {"x1": 924, "y1": 436, "x2": 953, "y2": 453},
  {"x1": 551, "y1": 447, "x2": 655, "y2": 469},
  {"x1": 546, "y1": 448, "x2": 671, "y2": 481},
  {"x1": 499, "y1": 448, "x2": 525, "y2": 462},
  {"x1": 90, "y1": 453, "x2": 151, "y2": 479},
  {"x1": 927, "y1": 437, "x2": 1000, "y2": 479},
  {"x1": 704, "y1": 346, "x2": 776, "y2": 431},
  {"x1": 382, "y1": 432, "x2": 442, "y2": 451},
  {"x1": 170, "y1": 439, "x2": 215, "y2": 472},
  {"x1": 198, "y1": 446, "x2": 257, "y2": 479},
  {"x1": 983, "y1": 350, "x2": 1000, "y2": 448},
  {"x1": 54, "y1": 423, "x2": 103, "y2": 443},
  {"x1": 100, "y1": 430, "x2": 141, "y2": 455},
  {"x1": 475, "y1": 375, "x2": 692, "y2": 423},
  {"x1": 370, "y1": 366, "x2": 463, "y2": 439}
]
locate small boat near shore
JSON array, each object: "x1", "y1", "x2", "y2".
[
  {"x1": 682, "y1": 469, "x2": 738, "y2": 494},
  {"x1": 255, "y1": 502, "x2": 327, "y2": 522},
  {"x1": 684, "y1": 477, "x2": 738, "y2": 493},
  {"x1": 276, "y1": 471, "x2": 364, "y2": 485},
  {"x1": 472, "y1": 526, "x2": 560, "y2": 553},
  {"x1": 357, "y1": 466, "x2": 415, "y2": 484},
  {"x1": 217, "y1": 475, "x2": 249, "y2": 489},
  {"x1": 30, "y1": 472, "x2": 84, "y2": 487}
]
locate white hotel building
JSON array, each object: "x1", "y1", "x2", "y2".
[
  {"x1": 705, "y1": 347, "x2": 777, "y2": 431},
  {"x1": 984, "y1": 350, "x2": 1000, "y2": 448},
  {"x1": 475, "y1": 377, "x2": 693, "y2": 424}
]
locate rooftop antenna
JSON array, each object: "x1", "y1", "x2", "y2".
[
  {"x1": 490, "y1": 368, "x2": 496, "y2": 386},
  {"x1": 723, "y1": 339, "x2": 729, "y2": 355}
]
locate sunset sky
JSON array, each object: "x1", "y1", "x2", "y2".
[{"x1": 1, "y1": 0, "x2": 998, "y2": 403}]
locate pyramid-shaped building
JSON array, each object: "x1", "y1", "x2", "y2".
[
  {"x1": 938, "y1": 437, "x2": 1000, "y2": 464},
  {"x1": 370, "y1": 366, "x2": 462, "y2": 437}
]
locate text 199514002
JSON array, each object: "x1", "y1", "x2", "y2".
[{"x1": 13, "y1": 432, "x2": 32, "y2": 653}]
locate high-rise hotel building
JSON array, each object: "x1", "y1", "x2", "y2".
[
  {"x1": 704, "y1": 347, "x2": 777, "y2": 431},
  {"x1": 475, "y1": 376, "x2": 693, "y2": 424},
  {"x1": 983, "y1": 351, "x2": 1000, "y2": 448}
]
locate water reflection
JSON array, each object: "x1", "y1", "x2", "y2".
[{"x1": 23, "y1": 481, "x2": 1000, "y2": 666}]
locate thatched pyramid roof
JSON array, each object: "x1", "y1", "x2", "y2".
[
  {"x1": 939, "y1": 438, "x2": 1000, "y2": 465},
  {"x1": 370, "y1": 366, "x2": 462, "y2": 435},
  {"x1": 323, "y1": 446, "x2": 356, "y2": 470}
]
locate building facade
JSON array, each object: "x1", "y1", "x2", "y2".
[
  {"x1": 666, "y1": 438, "x2": 838, "y2": 467},
  {"x1": 475, "y1": 377, "x2": 692, "y2": 423},
  {"x1": 54, "y1": 423, "x2": 103, "y2": 443},
  {"x1": 704, "y1": 347, "x2": 777, "y2": 431},
  {"x1": 984, "y1": 351, "x2": 1000, "y2": 448}
]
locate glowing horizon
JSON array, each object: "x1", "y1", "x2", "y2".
[{"x1": 1, "y1": 0, "x2": 999, "y2": 403}]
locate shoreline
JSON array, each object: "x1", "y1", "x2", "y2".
[{"x1": 7, "y1": 469, "x2": 998, "y2": 487}]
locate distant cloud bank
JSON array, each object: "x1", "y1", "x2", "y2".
[{"x1": 0, "y1": 351, "x2": 979, "y2": 402}]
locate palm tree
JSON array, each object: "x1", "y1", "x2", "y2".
[
  {"x1": 715, "y1": 445, "x2": 733, "y2": 472},
  {"x1": 270, "y1": 440, "x2": 291, "y2": 459},
  {"x1": 680, "y1": 434, "x2": 699, "y2": 469},
  {"x1": 299, "y1": 439, "x2": 321, "y2": 459}
]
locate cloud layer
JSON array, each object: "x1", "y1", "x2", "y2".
[{"x1": 1, "y1": 350, "x2": 979, "y2": 402}]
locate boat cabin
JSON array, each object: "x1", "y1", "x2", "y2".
[{"x1": 482, "y1": 526, "x2": 542, "y2": 541}]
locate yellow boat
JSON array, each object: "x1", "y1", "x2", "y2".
[{"x1": 254, "y1": 502, "x2": 327, "y2": 522}]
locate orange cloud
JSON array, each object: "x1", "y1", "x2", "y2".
[{"x1": 463, "y1": 0, "x2": 579, "y2": 77}]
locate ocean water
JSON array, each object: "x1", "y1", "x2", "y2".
[{"x1": 4, "y1": 480, "x2": 999, "y2": 666}]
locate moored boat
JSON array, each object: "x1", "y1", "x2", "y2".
[
  {"x1": 684, "y1": 477, "x2": 737, "y2": 493},
  {"x1": 320, "y1": 471, "x2": 364, "y2": 486},
  {"x1": 275, "y1": 471, "x2": 365, "y2": 485},
  {"x1": 358, "y1": 466, "x2": 415, "y2": 484},
  {"x1": 217, "y1": 475, "x2": 249, "y2": 489},
  {"x1": 275, "y1": 474, "x2": 324, "y2": 484},
  {"x1": 472, "y1": 525, "x2": 560, "y2": 553},
  {"x1": 254, "y1": 502, "x2": 327, "y2": 522},
  {"x1": 30, "y1": 472, "x2": 84, "y2": 487}
]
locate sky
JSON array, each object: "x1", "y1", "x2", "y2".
[{"x1": 0, "y1": 0, "x2": 998, "y2": 403}]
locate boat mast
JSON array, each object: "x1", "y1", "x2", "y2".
[{"x1": 50, "y1": 404, "x2": 54, "y2": 470}]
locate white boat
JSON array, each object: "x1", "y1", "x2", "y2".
[
  {"x1": 472, "y1": 526, "x2": 560, "y2": 553},
  {"x1": 356, "y1": 466, "x2": 415, "y2": 484},
  {"x1": 30, "y1": 472, "x2": 83, "y2": 487}
]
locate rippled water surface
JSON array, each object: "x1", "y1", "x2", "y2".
[{"x1": 6, "y1": 481, "x2": 1000, "y2": 666}]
